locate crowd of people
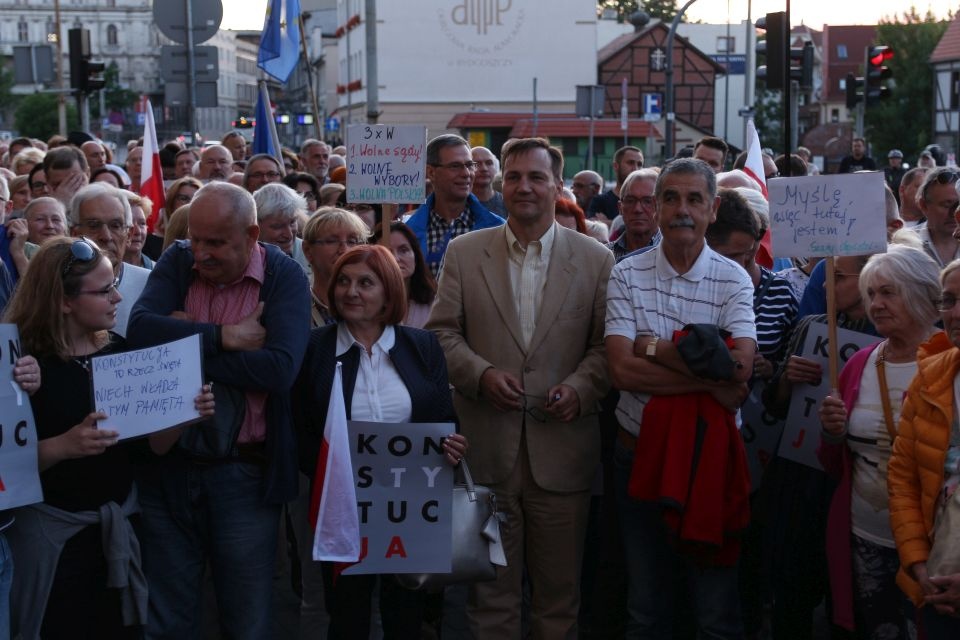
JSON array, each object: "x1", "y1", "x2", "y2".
[{"x1": 0, "y1": 126, "x2": 958, "y2": 640}]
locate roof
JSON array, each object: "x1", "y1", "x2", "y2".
[
  {"x1": 931, "y1": 13, "x2": 960, "y2": 64},
  {"x1": 447, "y1": 112, "x2": 663, "y2": 140},
  {"x1": 597, "y1": 21, "x2": 726, "y2": 74}
]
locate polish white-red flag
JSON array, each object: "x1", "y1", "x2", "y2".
[
  {"x1": 309, "y1": 362, "x2": 361, "y2": 562},
  {"x1": 744, "y1": 118, "x2": 774, "y2": 268},
  {"x1": 139, "y1": 99, "x2": 165, "y2": 233}
]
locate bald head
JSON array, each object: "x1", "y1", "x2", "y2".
[{"x1": 571, "y1": 170, "x2": 604, "y2": 210}]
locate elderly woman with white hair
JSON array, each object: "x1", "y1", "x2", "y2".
[
  {"x1": 253, "y1": 182, "x2": 310, "y2": 274},
  {"x1": 817, "y1": 245, "x2": 942, "y2": 637}
]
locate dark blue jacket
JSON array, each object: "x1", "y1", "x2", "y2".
[
  {"x1": 127, "y1": 241, "x2": 310, "y2": 504},
  {"x1": 292, "y1": 324, "x2": 457, "y2": 476},
  {"x1": 405, "y1": 193, "x2": 504, "y2": 260}
]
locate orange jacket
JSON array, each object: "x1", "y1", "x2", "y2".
[{"x1": 888, "y1": 332, "x2": 958, "y2": 605}]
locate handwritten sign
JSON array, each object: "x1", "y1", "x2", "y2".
[
  {"x1": 342, "y1": 420, "x2": 454, "y2": 575},
  {"x1": 769, "y1": 172, "x2": 887, "y2": 258},
  {"x1": 779, "y1": 322, "x2": 879, "y2": 470},
  {"x1": 346, "y1": 124, "x2": 426, "y2": 204},
  {"x1": 740, "y1": 381, "x2": 785, "y2": 491},
  {"x1": 90, "y1": 334, "x2": 203, "y2": 440},
  {"x1": 0, "y1": 324, "x2": 42, "y2": 510}
]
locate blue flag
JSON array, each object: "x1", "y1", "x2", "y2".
[
  {"x1": 252, "y1": 88, "x2": 277, "y2": 157},
  {"x1": 257, "y1": 0, "x2": 301, "y2": 83}
]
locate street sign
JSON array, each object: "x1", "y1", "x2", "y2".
[
  {"x1": 165, "y1": 81, "x2": 218, "y2": 108},
  {"x1": 13, "y1": 45, "x2": 54, "y2": 85},
  {"x1": 575, "y1": 85, "x2": 605, "y2": 118},
  {"x1": 159, "y1": 45, "x2": 219, "y2": 83},
  {"x1": 643, "y1": 93, "x2": 662, "y2": 118},
  {"x1": 154, "y1": 0, "x2": 223, "y2": 45}
]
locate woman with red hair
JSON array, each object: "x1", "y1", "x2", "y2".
[
  {"x1": 292, "y1": 244, "x2": 467, "y2": 638},
  {"x1": 555, "y1": 197, "x2": 587, "y2": 235}
]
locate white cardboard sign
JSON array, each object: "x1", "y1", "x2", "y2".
[{"x1": 346, "y1": 124, "x2": 427, "y2": 204}]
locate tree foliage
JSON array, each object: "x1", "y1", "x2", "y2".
[
  {"x1": 867, "y1": 8, "x2": 948, "y2": 160},
  {"x1": 14, "y1": 93, "x2": 78, "y2": 138},
  {"x1": 598, "y1": 0, "x2": 679, "y2": 23},
  {"x1": 103, "y1": 62, "x2": 137, "y2": 113}
]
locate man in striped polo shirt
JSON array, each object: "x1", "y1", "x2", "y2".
[{"x1": 605, "y1": 158, "x2": 757, "y2": 638}]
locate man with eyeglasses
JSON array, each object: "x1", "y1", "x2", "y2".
[
  {"x1": 126, "y1": 181, "x2": 309, "y2": 639},
  {"x1": 608, "y1": 169, "x2": 662, "y2": 262},
  {"x1": 28, "y1": 163, "x2": 51, "y2": 199},
  {"x1": 242, "y1": 153, "x2": 284, "y2": 193},
  {"x1": 197, "y1": 144, "x2": 234, "y2": 182},
  {"x1": 915, "y1": 167, "x2": 960, "y2": 268},
  {"x1": 407, "y1": 134, "x2": 504, "y2": 277},
  {"x1": 571, "y1": 170, "x2": 604, "y2": 212},
  {"x1": 68, "y1": 182, "x2": 149, "y2": 337}
]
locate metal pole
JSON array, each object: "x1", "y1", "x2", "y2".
[
  {"x1": 364, "y1": 0, "x2": 380, "y2": 124},
  {"x1": 782, "y1": 0, "x2": 791, "y2": 175},
  {"x1": 743, "y1": 0, "x2": 754, "y2": 149},
  {"x1": 185, "y1": 0, "x2": 197, "y2": 139},
  {"x1": 53, "y1": 0, "x2": 66, "y2": 135},
  {"x1": 532, "y1": 77, "x2": 538, "y2": 137},
  {"x1": 345, "y1": 12, "x2": 352, "y2": 125},
  {"x1": 298, "y1": 15, "x2": 323, "y2": 140},
  {"x1": 665, "y1": 0, "x2": 700, "y2": 159}
]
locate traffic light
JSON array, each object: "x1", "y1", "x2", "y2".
[
  {"x1": 755, "y1": 12, "x2": 787, "y2": 90},
  {"x1": 232, "y1": 117, "x2": 255, "y2": 129},
  {"x1": 865, "y1": 45, "x2": 893, "y2": 105},
  {"x1": 68, "y1": 28, "x2": 105, "y2": 94},
  {"x1": 845, "y1": 72, "x2": 864, "y2": 109},
  {"x1": 790, "y1": 41, "x2": 814, "y2": 89}
]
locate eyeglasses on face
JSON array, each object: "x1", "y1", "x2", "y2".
[
  {"x1": 62, "y1": 238, "x2": 97, "y2": 278},
  {"x1": 621, "y1": 196, "x2": 656, "y2": 208},
  {"x1": 77, "y1": 218, "x2": 129, "y2": 235},
  {"x1": 77, "y1": 277, "x2": 120, "y2": 297}
]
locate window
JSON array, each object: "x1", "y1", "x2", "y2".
[
  {"x1": 951, "y1": 71, "x2": 959, "y2": 110},
  {"x1": 107, "y1": 24, "x2": 118, "y2": 46},
  {"x1": 17, "y1": 19, "x2": 28, "y2": 42},
  {"x1": 831, "y1": 108, "x2": 839, "y2": 123},
  {"x1": 836, "y1": 44, "x2": 847, "y2": 59},
  {"x1": 716, "y1": 36, "x2": 735, "y2": 53}
]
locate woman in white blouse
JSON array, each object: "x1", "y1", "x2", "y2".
[{"x1": 293, "y1": 244, "x2": 466, "y2": 638}]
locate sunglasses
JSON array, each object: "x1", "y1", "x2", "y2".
[
  {"x1": 935, "y1": 170, "x2": 960, "y2": 185},
  {"x1": 61, "y1": 238, "x2": 98, "y2": 278}
]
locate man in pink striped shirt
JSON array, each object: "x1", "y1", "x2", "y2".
[{"x1": 127, "y1": 181, "x2": 310, "y2": 638}]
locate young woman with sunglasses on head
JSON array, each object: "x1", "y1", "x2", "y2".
[{"x1": 2, "y1": 237, "x2": 214, "y2": 639}]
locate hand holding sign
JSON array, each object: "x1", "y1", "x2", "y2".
[
  {"x1": 13, "y1": 355, "x2": 40, "y2": 395},
  {"x1": 38, "y1": 411, "x2": 117, "y2": 471},
  {"x1": 818, "y1": 393, "x2": 847, "y2": 436}
]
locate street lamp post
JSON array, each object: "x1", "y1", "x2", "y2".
[{"x1": 664, "y1": 0, "x2": 701, "y2": 159}]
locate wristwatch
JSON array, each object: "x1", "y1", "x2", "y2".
[{"x1": 645, "y1": 338, "x2": 658, "y2": 361}]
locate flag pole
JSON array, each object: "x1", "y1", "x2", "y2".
[
  {"x1": 258, "y1": 79, "x2": 287, "y2": 175},
  {"x1": 298, "y1": 14, "x2": 324, "y2": 141}
]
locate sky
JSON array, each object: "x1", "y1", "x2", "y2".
[{"x1": 221, "y1": 1, "x2": 953, "y2": 31}]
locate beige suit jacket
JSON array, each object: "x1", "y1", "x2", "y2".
[{"x1": 426, "y1": 224, "x2": 614, "y2": 492}]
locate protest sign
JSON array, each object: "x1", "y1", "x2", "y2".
[
  {"x1": 90, "y1": 334, "x2": 204, "y2": 440},
  {"x1": 342, "y1": 420, "x2": 454, "y2": 575},
  {"x1": 346, "y1": 124, "x2": 426, "y2": 204},
  {"x1": 740, "y1": 381, "x2": 785, "y2": 491},
  {"x1": 768, "y1": 172, "x2": 887, "y2": 258},
  {"x1": 778, "y1": 322, "x2": 879, "y2": 470},
  {"x1": 0, "y1": 324, "x2": 43, "y2": 510}
]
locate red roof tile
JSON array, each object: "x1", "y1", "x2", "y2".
[{"x1": 931, "y1": 13, "x2": 960, "y2": 64}]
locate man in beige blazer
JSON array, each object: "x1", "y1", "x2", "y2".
[{"x1": 427, "y1": 137, "x2": 614, "y2": 639}]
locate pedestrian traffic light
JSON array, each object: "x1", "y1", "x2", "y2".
[
  {"x1": 68, "y1": 28, "x2": 105, "y2": 94},
  {"x1": 845, "y1": 72, "x2": 864, "y2": 109},
  {"x1": 755, "y1": 12, "x2": 787, "y2": 90},
  {"x1": 865, "y1": 45, "x2": 893, "y2": 105}
]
